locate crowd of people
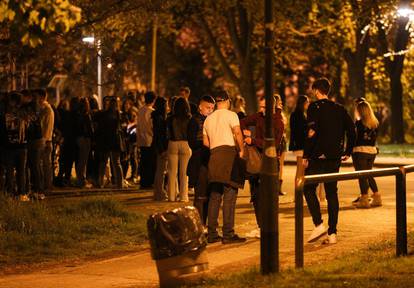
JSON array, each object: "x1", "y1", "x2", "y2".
[{"x1": 0, "y1": 77, "x2": 382, "y2": 245}]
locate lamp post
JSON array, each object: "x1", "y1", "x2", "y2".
[
  {"x1": 260, "y1": 0, "x2": 279, "y2": 274},
  {"x1": 82, "y1": 36, "x2": 103, "y2": 109}
]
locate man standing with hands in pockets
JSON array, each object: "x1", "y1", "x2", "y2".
[{"x1": 303, "y1": 78, "x2": 356, "y2": 245}]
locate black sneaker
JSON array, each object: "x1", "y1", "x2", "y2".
[
  {"x1": 222, "y1": 234, "x2": 247, "y2": 244},
  {"x1": 352, "y1": 196, "x2": 361, "y2": 206},
  {"x1": 207, "y1": 235, "x2": 222, "y2": 244}
]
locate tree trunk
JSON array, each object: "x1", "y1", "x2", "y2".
[
  {"x1": 239, "y1": 67, "x2": 257, "y2": 114},
  {"x1": 390, "y1": 73, "x2": 405, "y2": 143},
  {"x1": 346, "y1": 53, "x2": 366, "y2": 100}
]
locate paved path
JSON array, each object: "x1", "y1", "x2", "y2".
[{"x1": 1, "y1": 166, "x2": 414, "y2": 288}]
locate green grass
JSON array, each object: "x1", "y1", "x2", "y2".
[
  {"x1": 378, "y1": 144, "x2": 414, "y2": 157},
  {"x1": 193, "y1": 233, "x2": 414, "y2": 288},
  {"x1": 0, "y1": 195, "x2": 148, "y2": 269}
]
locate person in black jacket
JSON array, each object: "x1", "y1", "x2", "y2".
[
  {"x1": 74, "y1": 98, "x2": 94, "y2": 188},
  {"x1": 187, "y1": 95, "x2": 215, "y2": 224},
  {"x1": 96, "y1": 97, "x2": 124, "y2": 188},
  {"x1": 352, "y1": 100, "x2": 381, "y2": 208},
  {"x1": 152, "y1": 97, "x2": 168, "y2": 201},
  {"x1": 303, "y1": 78, "x2": 356, "y2": 245},
  {"x1": 289, "y1": 95, "x2": 309, "y2": 156}
]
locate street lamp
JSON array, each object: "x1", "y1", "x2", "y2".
[
  {"x1": 397, "y1": 7, "x2": 414, "y2": 18},
  {"x1": 82, "y1": 36, "x2": 102, "y2": 109}
]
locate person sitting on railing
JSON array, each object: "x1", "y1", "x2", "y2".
[
  {"x1": 303, "y1": 78, "x2": 356, "y2": 245},
  {"x1": 351, "y1": 100, "x2": 381, "y2": 208}
]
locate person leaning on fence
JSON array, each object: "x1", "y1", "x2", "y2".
[
  {"x1": 303, "y1": 78, "x2": 356, "y2": 245},
  {"x1": 240, "y1": 96, "x2": 284, "y2": 237},
  {"x1": 203, "y1": 89, "x2": 246, "y2": 244},
  {"x1": 351, "y1": 100, "x2": 382, "y2": 209}
]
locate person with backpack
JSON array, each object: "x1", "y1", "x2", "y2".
[
  {"x1": 351, "y1": 101, "x2": 381, "y2": 208},
  {"x1": 303, "y1": 78, "x2": 356, "y2": 245}
]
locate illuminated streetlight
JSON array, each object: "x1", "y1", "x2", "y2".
[
  {"x1": 397, "y1": 7, "x2": 414, "y2": 18},
  {"x1": 82, "y1": 36, "x2": 95, "y2": 44},
  {"x1": 107, "y1": 63, "x2": 113, "y2": 69}
]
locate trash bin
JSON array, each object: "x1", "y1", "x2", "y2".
[{"x1": 147, "y1": 206, "x2": 209, "y2": 287}]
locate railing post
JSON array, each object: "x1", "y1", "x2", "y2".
[
  {"x1": 295, "y1": 156, "x2": 304, "y2": 268},
  {"x1": 396, "y1": 167, "x2": 408, "y2": 256}
]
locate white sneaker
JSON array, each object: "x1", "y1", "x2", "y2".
[
  {"x1": 307, "y1": 223, "x2": 327, "y2": 243},
  {"x1": 246, "y1": 228, "x2": 260, "y2": 239},
  {"x1": 322, "y1": 233, "x2": 337, "y2": 245}
]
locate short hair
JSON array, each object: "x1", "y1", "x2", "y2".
[
  {"x1": 311, "y1": 78, "x2": 331, "y2": 95},
  {"x1": 20, "y1": 89, "x2": 32, "y2": 98},
  {"x1": 199, "y1": 95, "x2": 215, "y2": 105},
  {"x1": 179, "y1": 86, "x2": 190, "y2": 94},
  {"x1": 144, "y1": 91, "x2": 156, "y2": 104},
  {"x1": 7, "y1": 91, "x2": 22, "y2": 105},
  {"x1": 215, "y1": 89, "x2": 230, "y2": 102}
]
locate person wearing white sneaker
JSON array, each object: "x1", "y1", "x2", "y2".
[
  {"x1": 322, "y1": 233, "x2": 337, "y2": 245},
  {"x1": 303, "y1": 78, "x2": 356, "y2": 243},
  {"x1": 351, "y1": 100, "x2": 381, "y2": 209},
  {"x1": 307, "y1": 222, "x2": 327, "y2": 242}
]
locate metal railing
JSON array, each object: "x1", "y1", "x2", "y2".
[{"x1": 294, "y1": 156, "x2": 414, "y2": 268}]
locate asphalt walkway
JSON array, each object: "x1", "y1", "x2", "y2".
[{"x1": 1, "y1": 164, "x2": 414, "y2": 288}]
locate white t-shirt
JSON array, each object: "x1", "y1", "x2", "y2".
[{"x1": 203, "y1": 109, "x2": 240, "y2": 149}]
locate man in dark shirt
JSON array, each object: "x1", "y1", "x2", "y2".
[
  {"x1": 187, "y1": 95, "x2": 215, "y2": 224},
  {"x1": 303, "y1": 78, "x2": 356, "y2": 244}
]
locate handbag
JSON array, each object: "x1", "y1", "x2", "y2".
[{"x1": 244, "y1": 145, "x2": 262, "y2": 174}]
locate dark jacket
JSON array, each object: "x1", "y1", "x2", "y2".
[
  {"x1": 152, "y1": 111, "x2": 168, "y2": 153},
  {"x1": 304, "y1": 99, "x2": 356, "y2": 160},
  {"x1": 355, "y1": 120, "x2": 378, "y2": 147},
  {"x1": 167, "y1": 115, "x2": 190, "y2": 141},
  {"x1": 240, "y1": 110, "x2": 284, "y2": 151},
  {"x1": 94, "y1": 110, "x2": 122, "y2": 151},
  {"x1": 74, "y1": 112, "x2": 94, "y2": 138},
  {"x1": 187, "y1": 112, "x2": 210, "y2": 186},
  {"x1": 289, "y1": 110, "x2": 307, "y2": 151}
]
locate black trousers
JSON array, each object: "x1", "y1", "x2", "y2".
[
  {"x1": 193, "y1": 165, "x2": 209, "y2": 225},
  {"x1": 352, "y1": 153, "x2": 378, "y2": 195},
  {"x1": 249, "y1": 174, "x2": 261, "y2": 228},
  {"x1": 139, "y1": 146, "x2": 155, "y2": 187},
  {"x1": 304, "y1": 159, "x2": 341, "y2": 235}
]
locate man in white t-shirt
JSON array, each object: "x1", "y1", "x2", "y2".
[{"x1": 203, "y1": 90, "x2": 246, "y2": 244}]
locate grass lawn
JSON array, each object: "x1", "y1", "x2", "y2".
[
  {"x1": 378, "y1": 144, "x2": 414, "y2": 157},
  {"x1": 0, "y1": 195, "x2": 150, "y2": 270},
  {"x1": 193, "y1": 233, "x2": 414, "y2": 288}
]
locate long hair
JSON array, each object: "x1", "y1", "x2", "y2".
[
  {"x1": 153, "y1": 97, "x2": 167, "y2": 119},
  {"x1": 173, "y1": 97, "x2": 191, "y2": 119},
  {"x1": 357, "y1": 101, "x2": 379, "y2": 129},
  {"x1": 294, "y1": 95, "x2": 309, "y2": 115}
]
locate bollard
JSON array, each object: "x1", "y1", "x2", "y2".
[
  {"x1": 295, "y1": 156, "x2": 304, "y2": 268},
  {"x1": 396, "y1": 167, "x2": 408, "y2": 256}
]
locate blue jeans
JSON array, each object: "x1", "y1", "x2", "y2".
[{"x1": 208, "y1": 183, "x2": 237, "y2": 239}]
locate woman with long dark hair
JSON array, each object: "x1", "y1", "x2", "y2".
[
  {"x1": 289, "y1": 95, "x2": 309, "y2": 156},
  {"x1": 352, "y1": 101, "x2": 381, "y2": 208},
  {"x1": 166, "y1": 97, "x2": 192, "y2": 201},
  {"x1": 152, "y1": 97, "x2": 168, "y2": 201}
]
